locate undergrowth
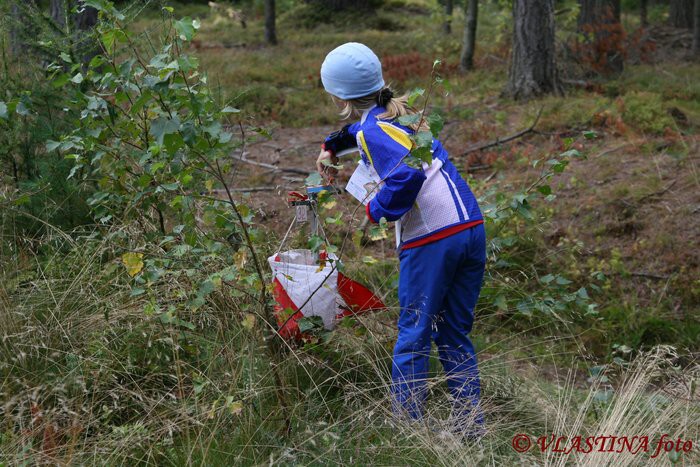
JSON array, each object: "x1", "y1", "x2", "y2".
[{"x1": 1, "y1": 0, "x2": 698, "y2": 465}]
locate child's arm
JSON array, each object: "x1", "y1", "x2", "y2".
[
  {"x1": 359, "y1": 126, "x2": 426, "y2": 223},
  {"x1": 318, "y1": 123, "x2": 362, "y2": 181},
  {"x1": 321, "y1": 123, "x2": 360, "y2": 156}
]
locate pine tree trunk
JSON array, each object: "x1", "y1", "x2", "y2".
[
  {"x1": 670, "y1": 0, "x2": 694, "y2": 28},
  {"x1": 459, "y1": 0, "x2": 478, "y2": 71},
  {"x1": 578, "y1": 0, "x2": 624, "y2": 75},
  {"x1": 693, "y1": 0, "x2": 700, "y2": 55},
  {"x1": 9, "y1": 0, "x2": 36, "y2": 56},
  {"x1": 74, "y1": 1, "x2": 98, "y2": 31},
  {"x1": 640, "y1": 0, "x2": 648, "y2": 27},
  {"x1": 264, "y1": 0, "x2": 277, "y2": 45},
  {"x1": 504, "y1": 0, "x2": 561, "y2": 99},
  {"x1": 443, "y1": 0, "x2": 453, "y2": 34},
  {"x1": 74, "y1": 1, "x2": 99, "y2": 67},
  {"x1": 50, "y1": 0, "x2": 66, "y2": 28}
]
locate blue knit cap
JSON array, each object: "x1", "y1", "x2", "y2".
[{"x1": 320, "y1": 42, "x2": 385, "y2": 100}]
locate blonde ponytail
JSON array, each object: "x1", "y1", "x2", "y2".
[{"x1": 333, "y1": 86, "x2": 429, "y2": 132}]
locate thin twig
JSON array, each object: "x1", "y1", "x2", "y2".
[
  {"x1": 233, "y1": 152, "x2": 311, "y2": 175},
  {"x1": 638, "y1": 180, "x2": 677, "y2": 202},
  {"x1": 631, "y1": 271, "x2": 671, "y2": 280},
  {"x1": 459, "y1": 106, "x2": 543, "y2": 157},
  {"x1": 484, "y1": 170, "x2": 498, "y2": 182},
  {"x1": 211, "y1": 186, "x2": 279, "y2": 193}
]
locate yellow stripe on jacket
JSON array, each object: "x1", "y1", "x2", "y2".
[
  {"x1": 357, "y1": 130, "x2": 373, "y2": 167},
  {"x1": 377, "y1": 122, "x2": 414, "y2": 151}
]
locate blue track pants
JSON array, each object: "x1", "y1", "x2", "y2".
[{"x1": 392, "y1": 224, "x2": 486, "y2": 428}]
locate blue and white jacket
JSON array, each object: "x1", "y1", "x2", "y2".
[{"x1": 323, "y1": 106, "x2": 483, "y2": 249}]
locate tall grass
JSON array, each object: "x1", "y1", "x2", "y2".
[{"x1": 1, "y1": 214, "x2": 697, "y2": 465}]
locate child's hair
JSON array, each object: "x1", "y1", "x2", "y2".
[{"x1": 333, "y1": 86, "x2": 429, "y2": 132}]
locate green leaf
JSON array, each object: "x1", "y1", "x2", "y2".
[
  {"x1": 517, "y1": 300, "x2": 532, "y2": 317},
  {"x1": 51, "y1": 73, "x2": 70, "y2": 88},
  {"x1": 308, "y1": 235, "x2": 325, "y2": 253},
  {"x1": 163, "y1": 133, "x2": 184, "y2": 154},
  {"x1": 16, "y1": 101, "x2": 30, "y2": 116},
  {"x1": 556, "y1": 276, "x2": 572, "y2": 285},
  {"x1": 414, "y1": 130, "x2": 433, "y2": 148},
  {"x1": 178, "y1": 55, "x2": 198, "y2": 72},
  {"x1": 204, "y1": 121, "x2": 222, "y2": 138},
  {"x1": 160, "y1": 182, "x2": 179, "y2": 191},
  {"x1": 197, "y1": 279, "x2": 217, "y2": 298},
  {"x1": 412, "y1": 146, "x2": 433, "y2": 165},
  {"x1": 221, "y1": 106, "x2": 240, "y2": 114},
  {"x1": 540, "y1": 274, "x2": 555, "y2": 284},
  {"x1": 397, "y1": 113, "x2": 421, "y2": 127},
  {"x1": 537, "y1": 185, "x2": 552, "y2": 196},
  {"x1": 70, "y1": 72, "x2": 84, "y2": 84},
  {"x1": 0, "y1": 102, "x2": 9, "y2": 120},
  {"x1": 88, "y1": 55, "x2": 104, "y2": 69},
  {"x1": 298, "y1": 316, "x2": 324, "y2": 333},
  {"x1": 427, "y1": 113, "x2": 444, "y2": 137},
  {"x1": 101, "y1": 29, "x2": 127, "y2": 51},
  {"x1": 407, "y1": 88, "x2": 424, "y2": 107},
  {"x1": 174, "y1": 17, "x2": 197, "y2": 41},
  {"x1": 305, "y1": 172, "x2": 323, "y2": 187},
  {"x1": 150, "y1": 117, "x2": 180, "y2": 145}
]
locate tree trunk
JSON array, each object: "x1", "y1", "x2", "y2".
[
  {"x1": 9, "y1": 0, "x2": 36, "y2": 56},
  {"x1": 504, "y1": 0, "x2": 561, "y2": 100},
  {"x1": 693, "y1": 0, "x2": 700, "y2": 55},
  {"x1": 443, "y1": 0, "x2": 453, "y2": 34},
  {"x1": 74, "y1": 1, "x2": 98, "y2": 31},
  {"x1": 459, "y1": 0, "x2": 478, "y2": 71},
  {"x1": 640, "y1": 0, "x2": 648, "y2": 27},
  {"x1": 578, "y1": 0, "x2": 624, "y2": 75},
  {"x1": 670, "y1": 0, "x2": 694, "y2": 28},
  {"x1": 264, "y1": 0, "x2": 277, "y2": 45},
  {"x1": 74, "y1": 1, "x2": 99, "y2": 66},
  {"x1": 50, "y1": 0, "x2": 66, "y2": 28}
]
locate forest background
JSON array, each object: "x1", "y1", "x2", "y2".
[{"x1": 1, "y1": 0, "x2": 698, "y2": 464}]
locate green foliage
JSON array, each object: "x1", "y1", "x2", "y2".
[
  {"x1": 0, "y1": 83, "x2": 91, "y2": 235},
  {"x1": 280, "y1": 0, "x2": 397, "y2": 30},
  {"x1": 477, "y1": 147, "x2": 599, "y2": 324},
  {"x1": 41, "y1": 0, "x2": 270, "y2": 321},
  {"x1": 620, "y1": 91, "x2": 676, "y2": 135}
]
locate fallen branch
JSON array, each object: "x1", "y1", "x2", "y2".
[
  {"x1": 459, "y1": 106, "x2": 543, "y2": 157},
  {"x1": 593, "y1": 143, "x2": 630, "y2": 159},
  {"x1": 631, "y1": 271, "x2": 670, "y2": 280},
  {"x1": 232, "y1": 152, "x2": 311, "y2": 175},
  {"x1": 466, "y1": 164, "x2": 493, "y2": 172},
  {"x1": 212, "y1": 186, "x2": 279, "y2": 194},
  {"x1": 484, "y1": 170, "x2": 499, "y2": 182},
  {"x1": 638, "y1": 180, "x2": 677, "y2": 202}
]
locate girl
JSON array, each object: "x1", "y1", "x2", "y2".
[{"x1": 317, "y1": 43, "x2": 486, "y2": 436}]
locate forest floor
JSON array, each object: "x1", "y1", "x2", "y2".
[{"x1": 1, "y1": 0, "x2": 699, "y2": 464}]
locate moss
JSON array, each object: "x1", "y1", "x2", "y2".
[{"x1": 619, "y1": 91, "x2": 676, "y2": 135}]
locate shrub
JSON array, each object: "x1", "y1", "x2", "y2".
[{"x1": 619, "y1": 91, "x2": 675, "y2": 135}]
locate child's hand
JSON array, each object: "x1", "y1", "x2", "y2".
[{"x1": 316, "y1": 149, "x2": 339, "y2": 183}]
